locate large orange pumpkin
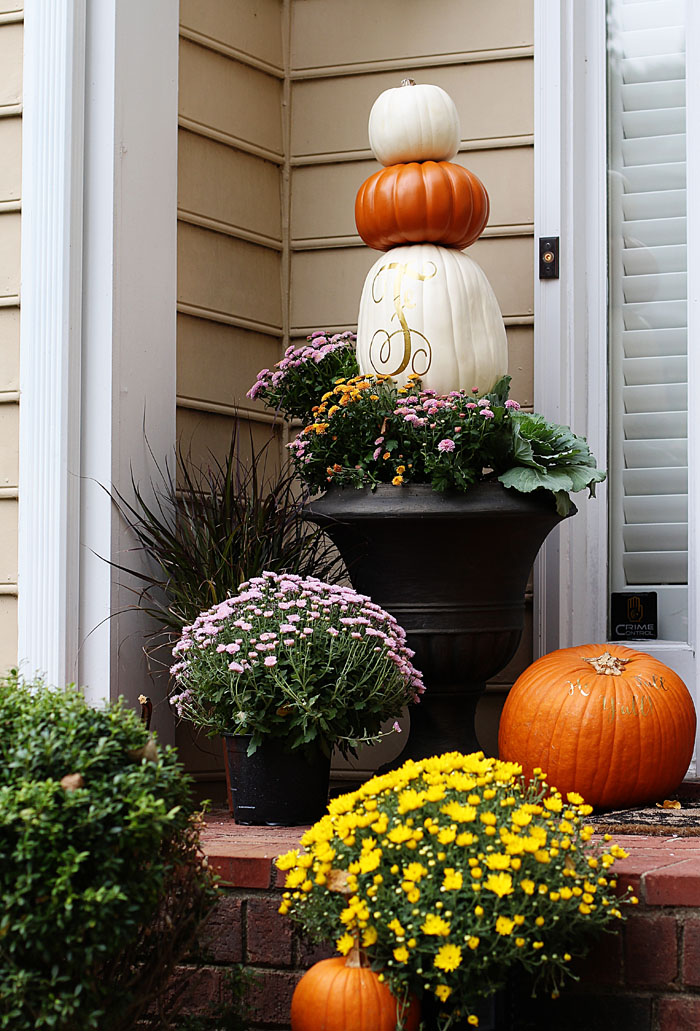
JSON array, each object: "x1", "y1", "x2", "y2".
[
  {"x1": 291, "y1": 954, "x2": 420, "y2": 1031},
  {"x1": 498, "y1": 643, "x2": 696, "y2": 809},
  {"x1": 355, "y1": 161, "x2": 489, "y2": 252}
]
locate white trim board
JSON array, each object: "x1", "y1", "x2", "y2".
[{"x1": 533, "y1": 0, "x2": 610, "y2": 655}]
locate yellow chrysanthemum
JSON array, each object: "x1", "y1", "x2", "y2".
[
  {"x1": 544, "y1": 796, "x2": 563, "y2": 813},
  {"x1": 388, "y1": 823, "x2": 415, "y2": 844},
  {"x1": 276, "y1": 849, "x2": 299, "y2": 871},
  {"x1": 358, "y1": 849, "x2": 382, "y2": 874},
  {"x1": 435, "y1": 985, "x2": 452, "y2": 1002},
  {"x1": 434, "y1": 943, "x2": 463, "y2": 972},
  {"x1": 284, "y1": 868, "x2": 307, "y2": 889},
  {"x1": 393, "y1": 946, "x2": 409, "y2": 963},
  {"x1": 404, "y1": 862, "x2": 429, "y2": 881},
  {"x1": 441, "y1": 801, "x2": 477, "y2": 823},
  {"x1": 485, "y1": 853, "x2": 511, "y2": 871},
  {"x1": 422, "y1": 914, "x2": 451, "y2": 936},
  {"x1": 336, "y1": 933, "x2": 355, "y2": 955},
  {"x1": 495, "y1": 916, "x2": 515, "y2": 936},
  {"x1": 442, "y1": 868, "x2": 463, "y2": 891},
  {"x1": 484, "y1": 872, "x2": 513, "y2": 898}
]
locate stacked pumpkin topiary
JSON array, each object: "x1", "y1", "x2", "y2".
[{"x1": 355, "y1": 79, "x2": 508, "y2": 396}]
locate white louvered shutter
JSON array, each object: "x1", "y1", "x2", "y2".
[{"x1": 607, "y1": 0, "x2": 688, "y2": 640}]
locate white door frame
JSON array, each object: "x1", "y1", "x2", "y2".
[
  {"x1": 533, "y1": 0, "x2": 700, "y2": 762},
  {"x1": 18, "y1": 1, "x2": 178, "y2": 735}
]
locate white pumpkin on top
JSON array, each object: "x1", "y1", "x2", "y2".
[{"x1": 368, "y1": 79, "x2": 461, "y2": 166}]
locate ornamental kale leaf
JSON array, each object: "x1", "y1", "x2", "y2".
[{"x1": 499, "y1": 412, "x2": 607, "y2": 516}]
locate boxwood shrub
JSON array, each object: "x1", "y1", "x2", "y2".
[{"x1": 0, "y1": 672, "x2": 216, "y2": 1030}]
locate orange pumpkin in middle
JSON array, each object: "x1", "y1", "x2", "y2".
[{"x1": 355, "y1": 160, "x2": 489, "y2": 251}]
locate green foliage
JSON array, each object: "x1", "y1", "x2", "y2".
[
  {"x1": 0, "y1": 673, "x2": 216, "y2": 1031},
  {"x1": 110, "y1": 426, "x2": 344, "y2": 655},
  {"x1": 499, "y1": 413, "x2": 607, "y2": 517}
]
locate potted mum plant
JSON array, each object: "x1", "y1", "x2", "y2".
[
  {"x1": 169, "y1": 571, "x2": 424, "y2": 825},
  {"x1": 277, "y1": 751, "x2": 637, "y2": 1030},
  {"x1": 248, "y1": 333, "x2": 605, "y2": 765}
]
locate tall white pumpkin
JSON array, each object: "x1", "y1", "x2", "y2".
[{"x1": 356, "y1": 244, "x2": 508, "y2": 396}]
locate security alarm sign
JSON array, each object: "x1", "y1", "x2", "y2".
[{"x1": 610, "y1": 592, "x2": 658, "y2": 641}]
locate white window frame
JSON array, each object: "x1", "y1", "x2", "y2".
[{"x1": 533, "y1": 0, "x2": 700, "y2": 764}]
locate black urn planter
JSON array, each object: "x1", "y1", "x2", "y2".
[
  {"x1": 223, "y1": 735, "x2": 331, "y2": 825},
  {"x1": 305, "y1": 483, "x2": 569, "y2": 763}
]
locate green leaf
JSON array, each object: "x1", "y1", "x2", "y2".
[{"x1": 484, "y1": 375, "x2": 512, "y2": 407}]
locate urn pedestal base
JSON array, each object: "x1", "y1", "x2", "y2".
[{"x1": 305, "y1": 483, "x2": 567, "y2": 765}]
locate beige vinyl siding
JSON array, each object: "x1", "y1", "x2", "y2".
[
  {"x1": 0, "y1": 8, "x2": 21, "y2": 672},
  {"x1": 177, "y1": 2, "x2": 285, "y2": 439},
  {"x1": 176, "y1": 0, "x2": 286, "y2": 780},
  {"x1": 290, "y1": 0, "x2": 532, "y2": 70}
]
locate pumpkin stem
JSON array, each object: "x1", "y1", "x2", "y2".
[
  {"x1": 345, "y1": 936, "x2": 370, "y2": 968},
  {"x1": 400, "y1": 78, "x2": 416, "y2": 87},
  {"x1": 583, "y1": 651, "x2": 631, "y2": 676}
]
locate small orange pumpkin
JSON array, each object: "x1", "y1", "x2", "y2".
[
  {"x1": 291, "y1": 953, "x2": 420, "y2": 1031},
  {"x1": 498, "y1": 643, "x2": 696, "y2": 809},
  {"x1": 354, "y1": 161, "x2": 489, "y2": 252}
]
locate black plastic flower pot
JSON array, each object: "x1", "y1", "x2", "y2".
[{"x1": 223, "y1": 734, "x2": 331, "y2": 826}]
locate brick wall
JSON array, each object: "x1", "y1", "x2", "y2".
[{"x1": 178, "y1": 821, "x2": 700, "y2": 1030}]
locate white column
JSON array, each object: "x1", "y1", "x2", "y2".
[
  {"x1": 18, "y1": 0, "x2": 86, "y2": 688},
  {"x1": 18, "y1": 1, "x2": 178, "y2": 740}
]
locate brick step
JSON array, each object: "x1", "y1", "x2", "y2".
[{"x1": 174, "y1": 812, "x2": 700, "y2": 1030}]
